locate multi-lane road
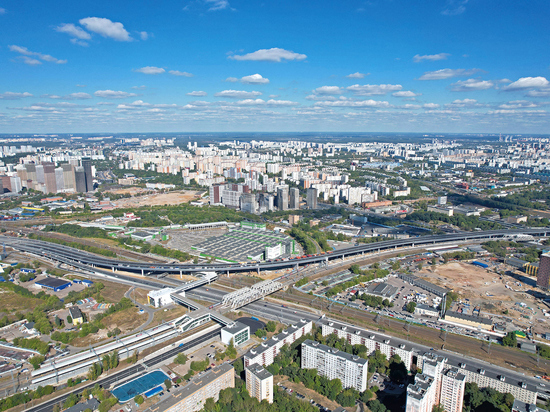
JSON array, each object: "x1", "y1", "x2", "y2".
[{"x1": 3, "y1": 228, "x2": 549, "y2": 275}]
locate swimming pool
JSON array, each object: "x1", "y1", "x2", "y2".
[{"x1": 112, "y1": 370, "x2": 169, "y2": 403}]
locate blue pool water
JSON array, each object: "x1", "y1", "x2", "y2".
[{"x1": 112, "y1": 370, "x2": 169, "y2": 403}]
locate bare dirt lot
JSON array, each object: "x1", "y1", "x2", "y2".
[
  {"x1": 418, "y1": 261, "x2": 550, "y2": 334},
  {"x1": 111, "y1": 190, "x2": 203, "y2": 208}
]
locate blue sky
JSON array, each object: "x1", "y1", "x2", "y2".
[{"x1": 1, "y1": 0, "x2": 549, "y2": 134}]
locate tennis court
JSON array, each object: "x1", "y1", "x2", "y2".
[{"x1": 112, "y1": 370, "x2": 169, "y2": 403}]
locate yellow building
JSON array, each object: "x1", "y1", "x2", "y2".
[{"x1": 68, "y1": 306, "x2": 84, "y2": 325}]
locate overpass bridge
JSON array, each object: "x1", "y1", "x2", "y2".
[{"x1": 3, "y1": 228, "x2": 549, "y2": 277}]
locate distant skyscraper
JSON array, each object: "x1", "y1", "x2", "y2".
[
  {"x1": 42, "y1": 162, "x2": 56, "y2": 194},
  {"x1": 307, "y1": 188, "x2": 318, "y2": 209},
  {"x1": 62, "y1": 164, "x2": 76, "y2": 191},
  {"x1": 81, "y1": 157, "x2": 93, "y2": 192},
  {"x1": 240, "y1": 193, "x2": 258, "y2": 214},
  {"x1": 289, "y1": 187, "x2": 300, "y2": 209},
  {"x1": 55, "y1": 167, "x2": 64, "y2": 193},
  {"x1": 277, "y1": 186, "x2": 289, "y2": 211},
  {"x1": 537, "y1": 253, "x2": 550, "y2": 290},
  {"x1": 74, "y1": 166, "x2": 87, "y2": 193}
]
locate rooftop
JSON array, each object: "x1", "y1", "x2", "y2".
[
  {"x1": 246, "y1": 363, "x2": 273, "y2": 380},
  {"x1": 244, "y1": 319, "x2": 311, "y2": 359},
  {"x1": 302, "y1": 339, "x2": 368, "y2": 366},
  {"x1": 35, "y1": 277, "x2": 71, "y2": 288}
]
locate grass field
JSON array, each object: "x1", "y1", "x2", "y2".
[{"x1": 0, "y1": 287, "x2": 44, "y2": 317}]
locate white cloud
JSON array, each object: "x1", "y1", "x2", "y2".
[
  {"x1": 55, "y1": 23, "x2": 91, "y2": 40},
  {"x1": 503, "y1": 76, "x2": 550, "y2": 91},
  {"x1": 187, "y1": 91, "x2": 207, "y2": 96},
  {"x1": 498, "y1": 100, "x2": 540, "y2": 109},
  {"x1": 449, "y1": 99, "x2": 478, "y2": 107},
  {"x1": 94, "y1": 90, "x2": 138, "y2": 99},
  {"x1": 131, "y1": 85, "x2": 146, "y2": 90},
  {"x1": 214, "y1": 90, "x2": 262, "y2": 98},
  {"x1": 0, "y1": 92, "x2": 33, "y2": 100},
  {"x1": 413, "y1": 53, "x2": 450, "y2": 63},
  {"x1": 527, "y1": 89, "x2": 550, "y2": 97},
  {"x1": 234, "y1": 99, "x2": 298, "y2": 106},
  {"x1": 205, "y1": 0, "x2": 230, "y2": 11},
  {"x1": 225, "y1": 77, "x2": 238, "y2": 82},
  {"x1": 134, "y1": 66, "x2": 165, "y2": 75},
  {"x1": 8, "y1": 45, "x2": 67, "y2": 64},
  {"x1": 392, "y1": 91, "x2": 420, "y2": 97},
  {"x1": 70, "y1": 38, "x2": 89, "y2": 47},
  {"x1": 402, "y1": 104, "x2": 421, "y2": 110},
  {"x1": 0, "y1": 7, "x2": 5, "y2": 14},
  {"x1": 42, "y1": 92, "x2": 92, "y2": 100},
  {"x1": 241, "y1": 74, "x2": 269, "y2": 84},
  {"x1": 140, "y1": 31, "x2": 149, "y2": 40},
  {"x1": 315, "y1": 100, "x2": 391, "y2": 108},
  {"x1": 313, "y1": 86, "x2": 343, "y2": 95},
  {"x1": 423, "y1": 103, "x2": 441, "y2": 109},
  {"x1": 442, "y1": 0, "x2": 468, "y2": 16},
  {"x1": 451, "y1": 79, "x2": 494, "y2": 91},
  {"x1": 229, "y1": 48, "x2": 306, "y2": 62},
  {"x1": 79, "y1": 17, "x2": 132, "y2": 41},
  {"x1": 169, "y1": 70, "x2": 193, "y2": 77},
  {"x1": 76, "y1": 84, "x2": 86, "y2": 87},
  {"x1": 418, "y1": 68, "x2": 480, "y2": 80},
  {"x1": 346, "y1": 72, "x2": 368, "y2": 79},
  {"x1": 347, "y1": 84, "x2": 402, "y2": 95}
]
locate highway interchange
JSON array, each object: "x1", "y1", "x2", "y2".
[{"x1": 6, "y1": 228, "x2": 550, "y2": 410}]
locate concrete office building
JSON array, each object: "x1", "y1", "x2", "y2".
[
  {"x1": 440, "y1": 368, "x2": 466, "y2": 412},
  {"x1": 321, "y1": 320, "x2": 414, "y2": 370},
  {"x1": 406, "y1": 374, "x2": 436, "y2": 412},
  {"x1": 246, "y1": 363, "x2": 274, "y2": 404},
  {"x1": 152, "y1": 363, "x2": 234, "y2": 412},
  {"x1": 74, "y1": 166, "x2": 87, "y2": 193},
  {"x1": 221, "y1": 321, "x2": 250, "y2": 346},
  {"x1": 81, "y1": 157, "x2": 93, "y2": 192},
  {"x1": 537, "y1": 253, "x2": 550, "y2": 290},
  {"x1": 307, "y1": 188, "x2": 318, "y2": 209},
  {"x1": 277, "y1": 186, "x2": 289, "y2": 211},
  {"x1": 244, "y1": 319, "x2": 312, "y2": 368},
  {"x1": 289, "y1": 187, "x2": 300, "y2": 209},
  {"x1": 301, "y1": 340, "x2": 368, "y2": 392}
]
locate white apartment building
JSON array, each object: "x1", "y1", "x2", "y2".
[
  {"x1": 244, "y1": 319, "x2": 312, "y2": 368},
  {"x1": 440, "y1": 368, "x2": 466, "y2": 412},
  {"x1": 301, "y1": 340, "x2": 368, "y2": 392},
  {"x1": 320, "y1": 320, "x2": 414, "y2": 370},
  {"x1": 406, "y1": 374, "x2": 436, "y2": 412},
  {"x1": 246, "y1": 363, "x2": 274, "y2": 404}
]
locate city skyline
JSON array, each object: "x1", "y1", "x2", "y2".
[{"x1": 1, "y1": 0, "x2": 549, "y2": 133}]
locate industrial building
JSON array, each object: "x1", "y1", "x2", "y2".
[
  {"x1": 35, "y1": 277, "x2": 72, "y2": 292},
  {"x1": 191, "y1": 223, "x2": 295, "y2": 262},
  {"x1": 246, "y1": 363, "x2": 274, "y2": 404},
  {"x1": 301, "y1": 339, "x2": 368, "y2": 392},
  {"x1": 244, "y1": 319, "x2": 312, "y2": 368}
]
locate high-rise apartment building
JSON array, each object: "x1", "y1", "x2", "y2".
[
  {"x1": 277, "y1": 186, "x2": 289, "y2": 211},
  {"x1": 537, "y1": 253, "x2": 550, "y2": 289},
  {"x1": 81, "y1": 157, "x2": 94, "y2": 192},
  {"x1": 74, "y1": 166, "x2": 87, "y2": 193},
  {"x1": 289, "y1": 187, "x2": 300, "y2": 209},
  {"x1": 307, "y1": 188, "x2": 318, "y2": 209},
  {"x1": 301, "y1": 340, "x2": 368, "y2": 392},
  {"x1": 62, "y1": 164, "x2": 76, "y2": 191},
  {"x1": 240, "y1": 193, "x2": 258, "y2": 214},
  {"x1": 42, "y1": 162, "x2": 57, "y2": 194},
  {"x1": 440, "y1": 368, "x2": 466, "y2": 412},
  {"x1": 54, "y1": 168, "x2": 64, "y2": 193},
  {"x1": 246, "y1": 363, "x2": 273, "y2": 404},
  {"x1": 406, "y1": 374, "x2": 436, "y2": 412}
]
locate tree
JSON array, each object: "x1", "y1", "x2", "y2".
[
  {"x1": 29, "y1": 355, "x2": 45, "y2": 370},
  {"x1": 233, "y1": 358, "x2": 244, "y2": 377},
  {"x1": 432, "y1": 405, "x2": 446, "y2": 412},
  {"x1": 67, "y1": 316, "x2": 73, "y2": 324},
  {"x1": 406, "y1": 301, "x2": 417, "y2": 313},
  {"x1": 502, "y1": 331, "x2": 517, "y2": 347},
  {"x1": 134, "y1": 395, "x2": 144, "y2": 405},
  {"x1": 367, "y1": 399, "x2": 387, "y2": 412},
  {"x1": 174, "y1": 352, "x2": 188, "y2": 365},
  {"x1": 431, "y1": 256, "x2": 437, "y2": 266},
  {"x1": 226, "y1": 338, "x2": 237, "y2": 359},
  {"x1": 418, "y1": 262, "x2": 423, "y2": 270},
  {"x1": 391, "y1": 261, "x2": 401, "y2": 270},
  {"x1": 265, "y1": 321, "x2": 277, "y2": 333},
  {"x1": 164, "y1": 378, "x2": 172, "y2": 390}
]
